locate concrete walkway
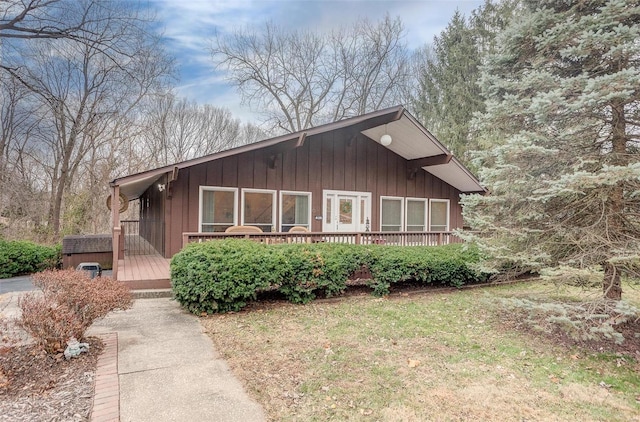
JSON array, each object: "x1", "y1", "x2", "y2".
[{"x1": 88, "y1": 297, "x2": 266, "y2": 422}]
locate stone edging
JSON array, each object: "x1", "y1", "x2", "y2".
[{"x1": 90, "y1": 333, "x2": 119, "y2": 422}]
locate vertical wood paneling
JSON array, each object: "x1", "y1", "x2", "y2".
[
  {"x1": 376, "y1": 142, "x2": 388, "y2": 198},
  {"x1": 308, "y1": 136, "x2": 323, "y2": 231},
  {"x1": 237, "y1": 150, "x2": 254, "y2": 188},
  {"x1": 395, "y1": 154, "x2": 406, "y2": 197},
  {"x1": 206, "y1": 159, "x2": 223, "y2": 186},
  {"x1": 282, "y1": 148, "x2": 296, "y2": 191},
  {"x1": 321, "y1": 132, "x2": 333, "y2": 190},
  {"x1": 354, "y1": 137, "x2": 367, "y2": 192},
  {"x1": 223, "y1": 155, "x2": 239, "y2": 187},
  {"x1": 250, "y1": 152, "x2": 266, "y2": 189},
  {"x1": 295, "y1": 142, "x2": 309, "y2": 191},
  {"x1": 332, "y1": 131, "x2": 345, "y2": 190},
  {"x1": 265, "y1": 150, "x2": 279, "y2": 190},
  {"x1": 343, "y1": 136, "x2": 356, "y2": 192}
]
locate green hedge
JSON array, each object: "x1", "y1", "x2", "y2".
[
  {"x1": 170, "y1": 239, "x2": 487, "y2": 314},
  {"x1": 0, "y1": 240, "x2": 61, "y2": 278}
]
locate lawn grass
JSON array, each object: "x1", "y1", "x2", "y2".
[{"x1": 201, "y1": 281, "x2": 640, "y2": 421}]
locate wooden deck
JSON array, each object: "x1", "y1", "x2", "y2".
[{"x1": 117, "y1": 253, "x2": 171, "y2": 289}]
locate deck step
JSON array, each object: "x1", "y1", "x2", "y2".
[{"x1": 132, "y1": 289, "x2": 174, "y2": 299}]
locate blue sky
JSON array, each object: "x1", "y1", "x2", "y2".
[{"x1": 150, "y1": 0, "x2": 484, "y2": 123}]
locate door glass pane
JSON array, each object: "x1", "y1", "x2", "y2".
[
  {"x1": 282, "y1": 193, "x2": 309, "y2": 232},
  {"x1": 360, "y1": 199, "x2": 365, "y2": 225},
  {"x1": 339, "y1": 198, "x2": 353, "y2": 224},
  {"x1": 201, "y1": 190, "x2": 234, "y2": 232},
  {"x1": 244, "y1": 191, "x2": 274, "y2": 232},
  {"x1": 407, "y1": 200, "x2": 426, "y2": 231},
  {"x1": 381, "y1": 198, "x2": 401, "y2": 231},
  {"x1": 325, "y1": 197, "x2": 332, "y2": 225},
  {"x1": 430, "y1": 201, "x2": 448, "y2": 231}
]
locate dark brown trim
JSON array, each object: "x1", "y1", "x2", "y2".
[
  {"x1": 296, "y1": 132, "x2": 307, "y2": 148},
  {"x1": 407, "y1": 154, "x2": 453, "y2": 168}
]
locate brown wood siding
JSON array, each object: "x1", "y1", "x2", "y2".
[
  {"x1": 63, "y1": 253, "x2": 112, "y2": 270},
  {"x1": 163, "y1": 128, "x2": 466, "y2": 257},
  {"x1": 139, "y1": 175, "x2": 166, "y2": 255}
]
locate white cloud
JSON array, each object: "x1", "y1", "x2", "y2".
[{"x1": 149, "y1": 0, "x2": 484, "y2": 123}]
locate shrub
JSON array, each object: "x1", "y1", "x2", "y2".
[
  {"x1": 19, "y1": 269, "x2": 132, "y2": 354},
  {"x1": 171, "y1": 240, "x2": 282, "y2": 313},
  {"x1": 0, "y1": 240, "x2": 61, "y2": 278},
  {"x1": 276, "y1": 243, "x2": 370, "y2": 304},
  {"x1": 171, "y1": 240, "x2": 486, "y2": 314}
]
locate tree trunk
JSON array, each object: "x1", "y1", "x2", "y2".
[
  {"x1": 601, "y1": 100, "x2": 627, "y2": 301},
  {"x1": 603, "y1": 263, "x2": 622, "y2": 300}
]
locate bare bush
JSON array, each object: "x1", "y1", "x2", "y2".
[{"x1": 19, "y1": 269, "x2": 132, "y2": 354}]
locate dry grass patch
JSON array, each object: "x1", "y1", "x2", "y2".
[{"x1": 202, "y1": 283, "x2": 640, "y2": 421}]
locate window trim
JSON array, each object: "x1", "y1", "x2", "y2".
[
  {"x1": 380, "y1": 196, "x2": 404, "y2": 232},
  {"x1": 405, "y1": 197, "x2": 428, "y2": 232},
  {"x1": 429, "y1": 198, "x2": 450, "y2": 232},
  {"x1": 279, "y1": 190, "x2": 312, "y2": 232},
  {"x1": 241, "y1": 188, "x2": 277, "y2": 231},
  {"x1": 199, "y1": 186, "x2": 238, "y2": 232}
]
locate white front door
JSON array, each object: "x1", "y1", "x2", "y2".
[{"x1": 323, "y1": 190, "x2": 371, "y2": 232}]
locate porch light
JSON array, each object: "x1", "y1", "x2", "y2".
[{"x1": 380, "y1": 124, "x2": 392, "y2": 146}]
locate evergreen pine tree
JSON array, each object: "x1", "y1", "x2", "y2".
[{"x1": 464, "y1": 0, "x2": 640, "y2": 300}]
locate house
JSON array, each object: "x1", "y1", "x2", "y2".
[{"x1": 109, "y1": 106, "x2": 485, "y2": 285}]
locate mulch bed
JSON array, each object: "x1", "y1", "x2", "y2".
[{"x1": 0, "y1": 337, "x2": 103, "y2": 422}]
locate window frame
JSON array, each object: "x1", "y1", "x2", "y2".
[
  {"x1": 429, "y1": 198, "x2": 450, "y2": 232},
  {"x1": 405, "y1": 197, "x2": 428, "y2": 232},
  {"x1": 279, "y1": 190, "x2": 312, "y2": 232},
  {"x1": 241, "y1": 188, "x2": 277, "y2": 232},
  {"x1": 199, "y1": 186, "x2": 238, "y2": 232},
  {"x1": 380, "y1": 196, "x2": 404, "y2": 232}
]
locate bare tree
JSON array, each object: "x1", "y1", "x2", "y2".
[
  {"x1": 211, "y1": 15, "x2": 412, "y2": 133},
  {"x1": 140, "y1": 93, "x2": 265, "y2": 167},
  {"x1": 2, "y1": 0, "x2": 172, "y2": 237},
  {"x1": 0, "y1": 0, "x2": 152, "y2": 62}
]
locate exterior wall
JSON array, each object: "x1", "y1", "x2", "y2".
[
  {"x1": 63, "y1": 253, "x2": 112, "y2": 270},
  {"x1": 161, "y1": 129, "x2": 466, "y2": 258},
  {"x1": 140, "y1": 174, "x2": 166, "y2": 255}
]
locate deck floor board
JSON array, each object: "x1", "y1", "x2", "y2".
[{"x1": 117, "y1": 254, "x2": 170, "y2": 289}]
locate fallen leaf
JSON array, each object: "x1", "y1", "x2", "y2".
[{"x1": 408, "y1": 359, "x2": 420, "y2": 368}]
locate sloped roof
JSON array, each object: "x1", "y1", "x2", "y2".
[{"x1": 111, "y1": 106, "x2": 485, "y2": 200}]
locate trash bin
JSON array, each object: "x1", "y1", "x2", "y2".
[{"x1": 76, "y1": 262, "x2": 102, "y2": 279}]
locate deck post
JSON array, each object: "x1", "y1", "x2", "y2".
[
  {"x1": 111, "y1": 185, "x2": 121, "y2": 280},
  {"x1": 182, "y1": 233, "x2": 189, "y2": 248},
  {"x1": 355, "y1": 233, "x2": 361, "y2": 244},
  {"x1": 438, "y1": 233, "x2": 443, "y2": 246}
]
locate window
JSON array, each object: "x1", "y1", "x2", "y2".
[
  {"x1": 406, "y1": 198, "x2": 427, "y2": 231},
  {"x1": 429, "y1": 199, "x2": 450, "y2": 231},
  {"x1": 242, "y1": 189, "x2": 276, "y2": 232},
  {"x1": 200, "y1": 187, "x2": 237, "y2": 232},
  {"x1": 280, "y1": 191, "x2": 311, "y2": 232},
  {"x1": 380, "y1": 196, "x2": 403, "y2": 232}
]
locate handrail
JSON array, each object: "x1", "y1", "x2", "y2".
[{"x1": 182, "y1": 231, "x2": 463, "y2": 248}]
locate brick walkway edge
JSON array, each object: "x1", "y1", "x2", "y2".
[{"x1": 91, "y1": 333, "x2": 119, "y2": 422}]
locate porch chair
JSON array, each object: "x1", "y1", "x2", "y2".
[
  {"x1": 224, "y1": 225, "x2": 263, "y2": 233},
  {"x1": 288, "y1": 226, "x2": 310, "y2": 243}
]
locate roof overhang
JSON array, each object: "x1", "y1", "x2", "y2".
[{"x1": 111, "y1": 106, "x2": 485, "y2": 200}]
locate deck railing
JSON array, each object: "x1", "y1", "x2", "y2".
[
  {"x1": 182, "y1": 231, "x2": 463, "y2": 248},
  {"x1": 121, "y1": 220, "x2": 162, "y2": 256}
]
